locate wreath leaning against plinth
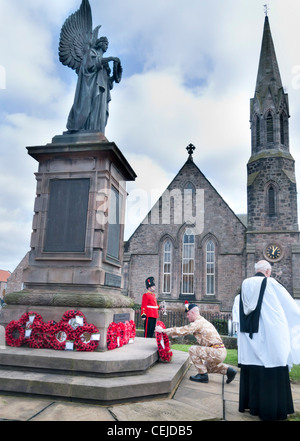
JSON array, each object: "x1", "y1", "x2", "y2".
[{"x1": 155, "y1": 320, "x2": 173, "y2": 362}]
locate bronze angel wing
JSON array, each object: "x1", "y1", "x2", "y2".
[{"x1": 59, "y1": 0, "x2": 100, "y2": 74}]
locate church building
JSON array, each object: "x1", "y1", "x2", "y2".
[{"x1": 122, "y1": 16, "x2": 300, "y2": 312}]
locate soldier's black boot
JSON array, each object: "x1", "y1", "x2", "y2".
[
  {"x1": 226, "y1": 367, "x2": 237, "y2": 384},
  {"x1": 189, "y1": 373, "x2": 209, "y2": 383}
]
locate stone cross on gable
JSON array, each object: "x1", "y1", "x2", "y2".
[{"x1": 186, "y1": 144, "x2": 196, "y2": 160}]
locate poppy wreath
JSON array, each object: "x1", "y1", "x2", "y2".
[
  {"x1": 118, "y1": 322, "x2": 128, "y2": 347},
  {"x1": 61, "y1": 310, "x2": 87, "y2": 329},
  {"x1": 106, "y1": 322, "x2": 121, "y2": 350},
  {"x1": 123, "y1": 321, "x2": 132, "y2": 345},
  {"x1": 49, "y1": 322, "x2": 75, "y2": 350},
  {"x1": 74, "y1": 324, "x2": 100, "y2": 352},
  {"x1": 155, "y1": 320, "x2": 173, "y2": 362},
  {"x1": 5, "y1": 320, "x2": 25, "y2": 347},
  {"x1": 19, "y1": 311, "x2": 43, "y2": 326},
  {"x1": 43, "y1": 321, "x2": 57, "y2": 349},
  {"x1": 129, "y1": 320, "x2": 136, "y2": 340},
  {"x1": 28, "y1": 321, "x2": 45, "y2": 349}
]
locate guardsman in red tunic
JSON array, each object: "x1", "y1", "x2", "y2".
[{"x1": 141, "y1": 277, "x2": 159, "y2": 338}]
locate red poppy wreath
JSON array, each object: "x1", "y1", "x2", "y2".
[
  {"x1": 118, "y1": 322, "x2": 128, "y2": 347},
  {"x1": 28, "y1": 321, "x2": 45, "y2": 349},
  {"x1": 43, "y1": 320, "x2": 57, "y2": 349},
  {"x1": 61, "y1": 310, "x2": 87, "y2": 329},
  {"x1": 129, "y1": 320, "x2": 136, "y2": 340},
  {"x1": 106, "y1": 322, "x2": 122, "y2": 350},
  {"x1": 73, "y1": 324, "x2": 100, "y2": 352},
  {"x1": 5, "y1": 320, "x2": 25, "y2": 347},
  {"x1": 155, "y1": 320, "x2": 173, "y2": 362},
  {"x1": 49, "y1": 322, "x2": 75, "y2": 351},
  {"x1": 123, "y1": 321, "x2": 133, "y2": 345},
  {"x1": 19, "y1": 311, "x2": 43, "y2": 326}
]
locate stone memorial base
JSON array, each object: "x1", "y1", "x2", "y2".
[
  {"x1": 0, "y1": 338, "x2": 190, "y2": 404},
  {"x1": 2, "y1": 286, "x2": 134, "y2": 352}
]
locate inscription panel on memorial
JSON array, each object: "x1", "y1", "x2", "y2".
[
  {"x1": 113, "y1": 313, "x2": 131, "y2": 323},
  {"x1": 105, "y1": 272, "x2": 122, "y2": 288},
  {"x1": 44, "y1": 178, "x2": 90, "y2": 253}
]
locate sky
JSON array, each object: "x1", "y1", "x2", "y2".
[{"x1": 1, "y1": 0, "x2": 300, "y2": 272}]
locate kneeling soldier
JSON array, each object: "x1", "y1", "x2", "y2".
[{"x1": 156, "y1": 303, "x2": 237, "y2": 384}]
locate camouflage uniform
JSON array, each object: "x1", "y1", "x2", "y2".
[{"x1": 165, "y1": 316, "x2": 228, "y2": 375}]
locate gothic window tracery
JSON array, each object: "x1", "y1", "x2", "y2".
[
  {"x1": 206, "y1": 240, "x2": 215, "y2": 295},
  {"x1": 266, "y1": 111, "x2": 274, "y2": 144},
  {"x1": 182, "y1": 228, "x2": 195, "y2": 295},
  {"x1": 162, "y1": 240, "x2": 172, "y2": 294}
]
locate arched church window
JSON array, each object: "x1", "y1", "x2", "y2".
[
  {"x1": 162, "y1": 240, "x2": 172, "y2": 294},
  {"x1": 183, "y1": 182, "x2": 196, "y2": 218},
  {"x1": 268, "y1": 185, "x2": 276, "y2": 216},
  {"x1": 182, "y1": 228, "x2": 195, "y2": 295},
  {"x1": 256, "y1": 115, "x2": 260, "y2": 148},
  {"x1": 280, "y1": 113, "x2": 285, "y2": 145},
  {"x1": 206, "y1": 240, "x2": 215, "y2": 295},
  {"x1": 266, "y1": 112, "x2": 274, "y2": 144},
  {"x1": 280, "y1": 111, "x2": 289, "y2": 148}
]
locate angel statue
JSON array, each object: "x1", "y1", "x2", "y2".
[{"x1": 59, "y1": 0, "x2": 122, "y2": 134}]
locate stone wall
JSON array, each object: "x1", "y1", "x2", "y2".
[{"x1": 123, "y1": 158, "x2": 247, "y2": 312}]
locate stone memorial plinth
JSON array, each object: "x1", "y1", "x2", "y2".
[{"x1": 2, "y1": 132, "x2": 137, "y2": 351}]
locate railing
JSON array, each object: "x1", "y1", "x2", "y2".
[{"x1": 134, "y1": 310, "x2": 233, "y2": 336}]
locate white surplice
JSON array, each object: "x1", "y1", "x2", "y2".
[{"x1": 234, "y1": 276, "x2": 300, "y2": 369}]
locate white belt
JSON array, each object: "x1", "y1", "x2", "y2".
[{"x1": 147, "y1": 305, "x2": 159, "y2": 309}]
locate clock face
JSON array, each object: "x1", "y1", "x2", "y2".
[{"x1": 265, "y1": 244, "x2": 282, "y2": 261}]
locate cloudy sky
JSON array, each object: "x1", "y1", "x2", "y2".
[{"x1": 1, "y1": 0, "x2": 300, "y2": 272}]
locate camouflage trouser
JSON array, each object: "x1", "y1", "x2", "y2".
[{"x1": 188, "y1": 345, "x2": 228, "y2": 375}]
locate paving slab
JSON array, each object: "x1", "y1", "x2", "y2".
[
  {"x1": 225, "y1": 401, "x2": 261, "y2": 422},
  {"x1": 30, "y1": 402, "x2": 116, "y2": 421},
  {"x1": 172, "y1": 365, "x2": 223, "y2": 420},
  {"x1": 0, "y1": 395, "x2": 53, "y2": 421},
  {"x1": 109, "y1": 399, "x2": 214, "y2": 421}
]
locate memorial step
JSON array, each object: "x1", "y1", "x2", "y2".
[{"x1": 0, "y1": 339, "x2": 190, "y2": 403}]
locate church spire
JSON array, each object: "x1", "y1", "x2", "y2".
[
  {"x1": 247, "y1": 14, "x2": 298, "y2": 236},
  {"x1": 255, "y1": 16, "x2": 283, "y2": 97},
  {"x1": 250, "y1": 15, "x2": 290, "y2": 156}
]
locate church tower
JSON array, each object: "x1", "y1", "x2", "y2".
[{"x1": 246, "y1": 15, "x2": 300, "y2": 297}]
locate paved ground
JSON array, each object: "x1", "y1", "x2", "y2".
[{"x1": 0, "y1": 363, "x2": 299, "y2": 421}]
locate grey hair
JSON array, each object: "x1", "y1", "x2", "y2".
[{"x1": 255, "y1": 260, "x2": 272, "y2": 273}]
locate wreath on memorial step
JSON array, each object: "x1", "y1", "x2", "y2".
[
  {"x1": 28, "y1": 321, "x2": 46, "y2": 349},
  {"x1": 74, "y1": 324, "x2": 100, "y2": 352},
  {"x1": 118, "y1": 322, "x2": 129, "y2": 347},
  {"x1": 43, "y1": 321, "x2": 57, "y2": 349},
  {"x1": 19, "y1": 311, "x2": 43, "y2": 326},
  {"x1": 61, "y1": 310, "x2": 87, "y2": 329},
  {"x1": 106, "y1": 320, "x2": 136, "y2": 350},
  {"x1": 106, "y1": 322, "x2": 121, "y2": 350},
  {"x1": 19, "y1": 311, "x2": 44, "y2": 344},
  {"x1": 5, "y1": 320, "x2": 25, "y2": 347},
  {"x1": 5, "y1": 309, "x2": 100, "y2": 352},
  {"x1": 129, "y1": 320, "x2": 136, "y2": 342},
  {"x1": 48, "y1": 322, "x2": 75, "y2": 351},
  {"x1": 155, "y1": 320, "x2": 173, "y2": 362}
]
